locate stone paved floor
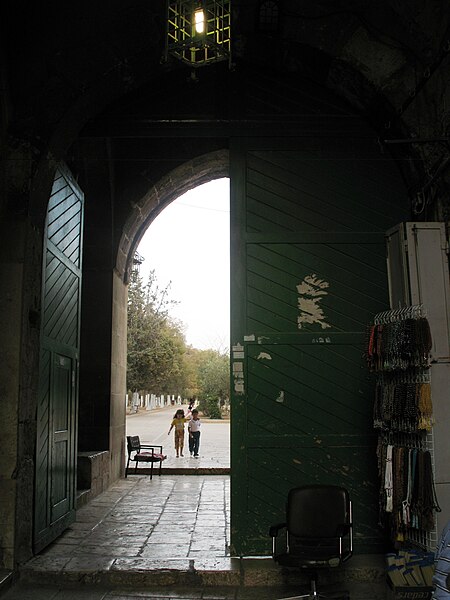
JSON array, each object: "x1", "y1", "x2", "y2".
[
  {"x1": 2, "y1": 475, "x2": 387, "y2": 600},
  {"x1": 26, "y1": 476, "x2": 230, "y2": 568}
]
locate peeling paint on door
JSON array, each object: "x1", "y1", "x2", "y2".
[
  {"x1": 257, "y1": 352, "x2": 272, "y2": 361},
  {"x1": 232, "y1": 345, "x2": 245, "y2": 395},
  {"x1": 275, "y1": 390, "x2": 285, "y2": 403},
  {"x1": 297, "y1": 274, "x2": 331, "y2": 330}
]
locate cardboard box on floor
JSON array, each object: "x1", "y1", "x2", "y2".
[
  {"x1": 386, "y1": 549, "x2": 434, "y2": 600},
  {"x1": 387, "y1": 577, "x2": 433, "y2": 600}
]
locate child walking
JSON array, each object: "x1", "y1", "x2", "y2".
[
  {"x1": 188, "y1": 409, "x2": 201, "y2": 458},
  {"x1": 168, "y1": 408, "x2": 190, "y2": 457}
]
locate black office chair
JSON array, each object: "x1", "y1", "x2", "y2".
[{"x1": 269, "y1": 485, "x2": 353, "y2": 600}]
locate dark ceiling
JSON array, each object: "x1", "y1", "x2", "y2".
[{"x1": 1, "y1": 0, "x2": 449, "y2": 220}]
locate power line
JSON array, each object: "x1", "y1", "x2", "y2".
[{"x1": 177, "y1": 201, "x2": 229, "y2": 213}]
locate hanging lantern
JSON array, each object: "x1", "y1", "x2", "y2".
[{"x1": 165, "y1": 1, "x2": 231, "y2": 68}]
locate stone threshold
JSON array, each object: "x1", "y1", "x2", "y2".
[
  {"x1": 19, "y1": 555, "x2": 385, "y2": 591},
  {"x1": 139, "y1": 467, "x2": 230, "y2": 475}
]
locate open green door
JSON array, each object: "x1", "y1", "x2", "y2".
[
  {"x1": 34, "y1": 165, "x2": 84, "y2": 552},
  {"x1": 230, "y1": 135, "x2": 409, "y2": 555}
]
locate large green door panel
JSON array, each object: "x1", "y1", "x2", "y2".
[
  {"x1": 245, "y1": 149, "x2": 405, "y2": 234},
  {"x1": 243, "y1": 439, "x2": 379, "y2": 555},
  {"x1": 42, "y1": 255, "x2": 80, "y2": 345},
  {"x1": 50, "y1": 354, "x2": 75, "y2": 524},
  {"x1": 246, "y1": 241, "x2": 388, "y2": 332},
  {"x1": 241, "y1": 340, "x2": 378, "y2": 554},
  {"x1": 246, "y1": 341, "x2": 371, "y2": 437},
  {"x1": 35, "y1": 165, "x2": 84, "y2": 553},
  {"x1": 230, "y1": 137, "x2": 410, "y2": 556}
]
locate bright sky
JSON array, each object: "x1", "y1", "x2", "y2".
[{"x1": 137, "y1": 178, "x2": 230, "y2": 352}]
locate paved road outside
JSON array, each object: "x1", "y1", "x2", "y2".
[{"x1": 126, "y1": 404, "x2": 230, "y2": 470}]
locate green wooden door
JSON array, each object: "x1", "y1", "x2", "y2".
[
  {"x1": 34, "y1": 165, "x2": 84, "y2": 552},
  {"x1": 50, "y1": 353, "x2": 75, "y2": 523},
  {"x1": 230, "y1": 136, "x2": 409, "y2": 555}
]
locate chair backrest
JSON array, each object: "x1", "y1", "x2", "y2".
[
  {"x1": 287, "y1": 485, "x2": 350, "y2": 542},
  {"x1": 126, "y1": 435, "x2": 141, "y2": 455}
]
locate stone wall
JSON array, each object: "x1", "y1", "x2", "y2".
[{"x1": 76, "y1": 451, "x2": 111, "y2": 508}]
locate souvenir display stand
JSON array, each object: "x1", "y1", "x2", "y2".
[{"x1": 367, "y1": 305, "x2": 440, "y2": 549}]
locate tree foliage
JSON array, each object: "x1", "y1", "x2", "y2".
[
  {"x1": 127, "y1": 267, "x2": 230, "y2": 411},
  {"x1": 127, "y1": 268, "x2": 189, "y2": 394},
  {"x1": 191, "y1": 349, "x2": 230, "y2": 418},
  {"x1": 197, "y1": 349, "x2": 230, "y2": 400}
]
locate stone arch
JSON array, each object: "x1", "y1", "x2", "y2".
[{"x1": 117, "y1": 149, "x2": 230, "y2": 284}]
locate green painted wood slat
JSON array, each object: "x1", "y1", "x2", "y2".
[
  {"x1": 230, "y1": 135, "x2": 409, "y2": 557},
  {"x1": 34, "y1": 164, "x2": 84, "y2": 553}
]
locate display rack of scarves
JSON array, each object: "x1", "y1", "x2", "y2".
[
  {"x1": 367, "y1": 306, "x2": 432, "y2": 373},
  {"x1": 367, "y1": 305, "x2": 440, "y2": 548},
  {"x1": 376, "y1": 434, "x2": 440, "y2": 546}
]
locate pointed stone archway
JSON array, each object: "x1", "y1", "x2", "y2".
[{"x1": 117, "y1": 149, "x2": 230, "y2": 284}]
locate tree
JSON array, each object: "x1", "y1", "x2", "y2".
[
  {"x1": 127, "y1": 266, "x2": 231, "y2": 407},
  {"x1": 194, "y1": 349, "x2": 230, "y2": 418},
  {"x1": 181, "y1": 346, "x2": 202, "y2": 399},
  {"x1": 197, "y1": 350, "x2": 229, "y2": 399},
  {"x1": 127, "y1": 268, "x2": 188, "y2": 394}
]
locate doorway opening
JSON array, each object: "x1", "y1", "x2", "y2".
[{"x1": 125, "y1": 177, "x2": 231, "y2": 473}]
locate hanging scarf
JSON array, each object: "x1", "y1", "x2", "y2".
[{"x1": 385, "y1": 444, "x2": 394, "y2": 512}]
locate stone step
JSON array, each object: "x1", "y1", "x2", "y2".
[{"x1": 19, "y1": 554, "x2": 386, "y2": 597}]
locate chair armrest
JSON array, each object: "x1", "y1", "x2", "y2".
[
  {"x1": 336, "y1": 522, "x2": 353, "y2": 562},
  {"x1": 269, "y1": 522, "x2": 287, "y2": 559},
  {"x1": 269, "y1": 522, "x2": 287, "y2": 538},
  {"x1": 140, "y1": 444, "x2": 163, "y2": 452}
]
